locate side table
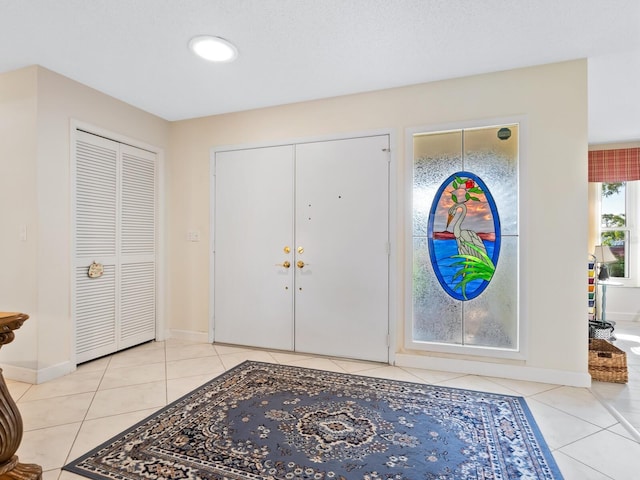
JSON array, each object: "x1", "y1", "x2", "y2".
[
  {"x1": 0, "y1": 313, "x2": 42, "y2": 480},
  {"x1": 598, "y1": 280, "x2": 622, "y2": 326}
]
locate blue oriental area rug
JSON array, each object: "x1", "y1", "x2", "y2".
[{"x1": 64, "y1": 361, "x2": 563, "y2": 480}]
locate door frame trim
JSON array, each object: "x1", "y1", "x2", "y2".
[{"x1": 209, "y1": 129, "x2": 397, "y2": 365}]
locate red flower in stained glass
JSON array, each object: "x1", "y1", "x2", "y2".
[{"x1": 465, "y1": 179, "x2": 475, "y2": 189}]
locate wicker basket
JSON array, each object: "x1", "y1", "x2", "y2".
[{"x1": 589, "y1": 339, "x2": 628, "y2": 383}]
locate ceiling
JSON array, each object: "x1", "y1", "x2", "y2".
[{"x1": 1, "y1": 0, "x2": 639, "y2": 144}]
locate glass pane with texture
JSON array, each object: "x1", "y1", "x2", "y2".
[
  {"x1": 464, "y1": 125, "x2": 519, "y2": 236},
  {"x1": 413, "y1": 237, "x2": 463, "y2": 344},
  {"x1": 413, "y1": 131, "x2": 462, "y2": 236},
  {"x1": 463, "y1": 236, "x2": 518, "y2": 349}
]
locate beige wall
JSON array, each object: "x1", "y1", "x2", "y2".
[
  {"x1": 0, "y1": 66, "x2": 169, "y2": 381},
  {"x1": 168, "y1": 60, "x2": 589, "y2": 381},
  {"x1": 0, "y1": 67, "x2": 39, "y2": 369}
]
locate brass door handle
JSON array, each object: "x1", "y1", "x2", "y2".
[
  {"x1": 276, "y1": 261, "x2": 291, "y2": 268},
  {"x1": 297, "y1": 260, "x2": 306, "y2": 269}
]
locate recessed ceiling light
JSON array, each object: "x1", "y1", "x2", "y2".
[{"x1": 189, "y1": 35, "x2": 238, "y2": 63}]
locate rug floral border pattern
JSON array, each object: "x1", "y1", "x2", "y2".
[{"x1": 64, "y1": 361, "x2": 562, "y2": 480}]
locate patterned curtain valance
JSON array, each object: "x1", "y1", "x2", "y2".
[{"x1": 588, "y1": 148, "x2": 640, "y2": 182}]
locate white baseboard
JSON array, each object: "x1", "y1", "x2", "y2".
[
  {"x1": 395, "y1": 353, "x2": 592, "y2": 388},
  {"x1": 36, "y1": 361, "x2": 75, "y2": 384},
  {"x1": 2, "y1": 360, "x2": 75, "y2": 385},
  {"x1": 1, "y1": 365, "x2": 36, "y2": 384},
  {"x1": 167, "y1": 329, "x2": 210, "y2": 343}
]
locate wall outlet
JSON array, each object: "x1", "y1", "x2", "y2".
[{"x1": 188, "y1": 230, "x2": 201, "y2": 242}]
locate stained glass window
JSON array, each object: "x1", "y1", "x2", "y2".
[{"x1": 411, "y1": 125, "x2": 519, "y2": 353}]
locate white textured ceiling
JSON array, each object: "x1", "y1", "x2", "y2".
[{"x1": 1, "y1": 0, "x2": 639, "y2": 144}]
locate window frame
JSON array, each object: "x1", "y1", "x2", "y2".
[
  {"x1": 405, "y1": 116, "x2": 525, "y2": 361},
  {"x1": 595, "y1": 180, "x2": 639, "y2": 286}
]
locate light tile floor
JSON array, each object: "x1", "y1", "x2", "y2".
[
  {"x1": 4, "y1": 323, "x2": 639, "y2": 480},
  {"x1": 591, "y1": 320, "x2": 640, "y2": 435}
]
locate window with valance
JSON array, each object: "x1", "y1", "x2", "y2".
[
  {"x1": 589, "y1": 147, "x2": 639, "y2": 283},
  {"x1": 589, "y1": 148, "x2": 640, "y2": 182}
]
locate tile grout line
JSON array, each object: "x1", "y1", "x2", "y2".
[
  {"x1": 590, "y1": 386, "x2": 640, "y2": 443},
  {"x1": 60, "y1": 353, "x2": 114, "y2": 471},
  {"x1": 525, "y1": 394, "x2": 621, "y2": 434},
  {"x1": 554, "y1": 421, "x2": 640, "y2": 479},
  {"x1": 552, "y1": 450, "x2": 616, "y2": 480}
]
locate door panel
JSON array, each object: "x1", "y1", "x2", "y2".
[
  {"x1": 75, "y1": 264, "x2": 117, "y2": 362},
  {"x1": 119, "y1": 145, "x2": 157, "y2": 349},
  {"x1": 214, "y1": 146, "x2": 295, "y2": 350},
  {"x1": 74, "y1": 133, "x2": 119, "y2": 362},
  {"x1": 294, "y1": 136, "x2": 390, "y2": 362},
  {"x1": 120, "y1": 261, "x2": 156, "y2": 348}
]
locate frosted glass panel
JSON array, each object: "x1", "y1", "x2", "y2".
[
  {"x1": 413, "y1": 238, "x2": 462, "y2": 344},
  {"x1": 411, "y1": 124, "x2": 519, "y2": 353},
  {"x1": 463, "y1": 237, "x2": 518, "y2": 348},
  {"x1": 464, "y1": 125, "x2": 519, "y2": 235},
  {"x1": 413, "y1": 131, "x2": 462, "y2": 236}
]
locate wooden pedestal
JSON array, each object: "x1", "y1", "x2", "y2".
[{"x1": 0, "y1": 313, "x2": 42, "y2": 480}]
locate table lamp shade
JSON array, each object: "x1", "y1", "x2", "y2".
[
  {"x1": 593, "y1": 245, "x2": 617, "y2": 264},
  {"x1": 593, "y1": 245, "x2": 616, "y2": 281}
]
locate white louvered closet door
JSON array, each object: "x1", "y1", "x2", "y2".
[
  {"x1": 73, "y1": 131, "x2": 157, "y2": 364},
  {"x1": 74, "y1": 132, "x2": 118, "y2": 362}
]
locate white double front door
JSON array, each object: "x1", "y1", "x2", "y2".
[{"x1": 213, "y1": 135, "x2": 390, "y2": 362}]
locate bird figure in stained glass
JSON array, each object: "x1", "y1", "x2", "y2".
[{"x1": 446, "y1": 202, "x2": 487, "y2": 258}]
